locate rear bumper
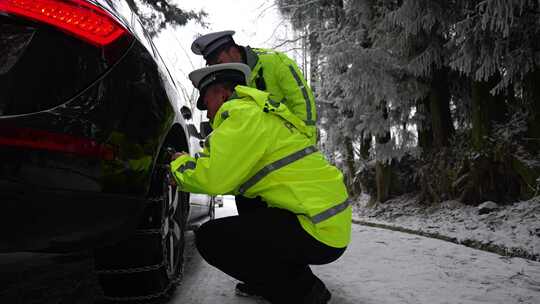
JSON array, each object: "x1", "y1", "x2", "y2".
[{"x1": 0, "y1": 180, "x2": 147, "y2": 253}]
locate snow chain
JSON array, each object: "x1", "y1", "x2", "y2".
[
  {"x1": 100, "y1": 275, "x2": 183, "y2": 302},
  {"x1": 134, "y1": 229, "x2": 161, "y2": 235},
  {"x1": 96, "y1": 192, "x2": 183, "y2": 302},
  {"x1": 94, "y1": 260, "x2": 166, "y2": 274}
]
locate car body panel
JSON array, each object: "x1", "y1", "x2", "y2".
[{"x1": 0, "y1": 0, "x2": 212, "y2": 253}]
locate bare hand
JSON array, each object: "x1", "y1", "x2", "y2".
[
  {"x1": 169, "y1": 174, "x2": 177, "y2": 187},
  {"x1": 171, "y1": 151, "x2": 188, "y2": 161}
]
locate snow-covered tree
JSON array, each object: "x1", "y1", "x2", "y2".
[
  {"x1": 276, "y1": 0, "x2": 540, "y2": 204},
  {"x1": 123, "y1": 0, "x2": 207, "y2": 37}
]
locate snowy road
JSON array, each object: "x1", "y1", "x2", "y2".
[{"x1": 170, "y1": 197, "x2": 540, "y2": 304}]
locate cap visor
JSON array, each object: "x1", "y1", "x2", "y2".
[{"x1": 197, "y1": 96, "x2": 207, "y2": 110}]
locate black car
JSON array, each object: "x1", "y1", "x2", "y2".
[{"x1": 0, "y1": 0, "x2": 214, "y2": 300}]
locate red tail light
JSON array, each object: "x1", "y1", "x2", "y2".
[
  {"x1": 0, "y1": 126, "x2": 116, "y2": 160},
  {"x1": 0, "y1": 0, "x2": 127, "y2": 47}
]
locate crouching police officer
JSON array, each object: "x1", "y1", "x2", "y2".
[
  {"x1": 170, "y1": 63, "x2": 351, "y2": 304},
  {"x1": 192, "y1": 31, "x2": 318, "y2": 217}
]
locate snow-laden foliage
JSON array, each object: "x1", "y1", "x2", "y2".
[
  {"x1": 277, "y1": 0, "x2": 540, "y2": 204},
  {"x1": 126, "y1": 0, "x2": 207, "y2": 37},
  {"x1": 381, "y1": 0, "x2": 456, "y2": 78},
  {"x1": 317, "y1": 1, "x2": 427, "y2": 164},
  {"x1": 490, "y1": 109, "x2": 540, "y2": 195},
  {"x1": 448, "y1": 0, "x2": 540, "y2": 93}
]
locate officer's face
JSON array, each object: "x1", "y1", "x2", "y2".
[
  {"x1": 203, "y1": 85, "x2": 228, "y2": 120},
  {"x1": 207, "y1": 47, "x2": 242, "y2": 65}
]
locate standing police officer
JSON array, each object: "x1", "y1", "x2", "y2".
[
  {"x1": 191, "y1": 30, "x2": 317, "y2": 142},
  {"x1": 170, "y1": 63, "x2": 351, "y2": 304}
]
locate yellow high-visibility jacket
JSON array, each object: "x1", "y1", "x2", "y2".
[
  {"x1": 245, "y1": 47, "x2": 318, "y2": 144},
  {"x1": 171, "y1": 86, "x2": 351, "y2": 248}
]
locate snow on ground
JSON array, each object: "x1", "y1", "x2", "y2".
[
  {"x1": 171, "y1": 196, "x2": 540, "y2": 304},
  {"x1": 316, "y1": 225, "x2": 540, "y2": 304},
  {"x1": 353, "y1": 194, "x2": 540, "y2": 260}
]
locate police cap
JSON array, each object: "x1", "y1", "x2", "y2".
[
  {"x1": 191, "y1": 30, "x2": 236, "y2": 59},
  {"x1": 188, "y1": 63, "x2": 251, "y2": 110}
]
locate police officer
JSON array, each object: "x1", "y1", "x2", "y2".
[
  {"x1": 191, "y1": 30, "x2": 317, "y2": 142},
  {"x1": 192, "y1": 31, "x2": 318, "y2": 217},
  {"x1": 170, "y1": 63, "x2": 351, "y2": 304}
]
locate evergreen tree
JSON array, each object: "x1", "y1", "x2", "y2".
[
  {"x1": 122, "y1": 0, "x2": 207, "y2": 37},
  {"x1": 276, "y1": 0, "x2": 540, "y2": 204}
]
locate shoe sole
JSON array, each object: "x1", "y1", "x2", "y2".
[{"x1": 235, "y1": 289, "x2": 255, "y2": 297}]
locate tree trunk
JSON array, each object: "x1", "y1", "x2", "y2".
[
  {"x1": 308, "y1": 27, "x2": 320, "y2": 141},
  {"x1": 301, "y1": 28, "x2": 308, "y2": 77},
  {"x1": 375, "y1": 103, "x2": 392, "y2": 203},
  {"x1": 308, "y1": 25, "x2": 321, "y2": 91},
  {"x1": 524, "y1": 69, "x2": 540, "y2": 151},
  {"x1": 458, "y1": 75, "x2": 513, "y2": 204},
  {"x1": 360, "y1": 131, "x2": 371, "y2": 160},
  {"x1": 429, "y1": 68, "x2": 454, "y2": 147},
  {"x1": 471, "y1": 75, "x2": 507, "y2": 150},
  {"x1": 417, "y1": 97, "x2": 433, "y2": 152},
  {"x1": 333, "y1": 0, "x2": 345, "y2": 27},
  {"x1": 375, "y1": 161, "x2": 392, "y2": 203},
  {"x1": 343, "y1": 136, "x2": 358, "y2": 197}
]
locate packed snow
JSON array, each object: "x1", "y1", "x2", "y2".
[
  {"x1": 353, "y1": 194, "x2": 540, "y2": 261},
  {"x1": 170, "y1": 196, "x2": 540, "y2": 304}
]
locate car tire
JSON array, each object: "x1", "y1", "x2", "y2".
[{"x1": 93, "y1": 148, "x2": 188, "y2": 302}]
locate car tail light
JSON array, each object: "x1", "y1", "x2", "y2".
[
  {"x1": 0, "y1": 126, "x2": 116, "y2": 160},
  {"x1": 0, "y1": 0, "x2": 127, "y2": 47}
]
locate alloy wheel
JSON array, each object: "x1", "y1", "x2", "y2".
[{"x1": 163, "y1": 168, "x2": 183, "y2": 278}]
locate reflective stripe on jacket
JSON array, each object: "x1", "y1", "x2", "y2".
[
  {"x1": 170, "y1": 86, "x2": 351, "y2": 248},
  {"x1": 245, "y1": 47, "x2": 318, "y2": 144}
]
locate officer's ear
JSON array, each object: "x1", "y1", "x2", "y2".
[
  {"x1": 219, "y1": 81, "x2": 236, "y2": 101},
  {"x1": 221, "y1": 86, "x2": 234, "y2": 103}
]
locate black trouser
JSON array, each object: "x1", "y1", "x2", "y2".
[
  {"x1": 235, "y1": 195, "x2": 267, "y2": 215},
  {"x1": 195, "y1": 207, "x2": 346, "y2": 304}
]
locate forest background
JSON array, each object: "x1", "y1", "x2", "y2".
[
  {"x1": 276, "y1": 0, "x2": 540, "y2": 208},
  {"x1": 127, "y1": 0, "x2": 540, "y2": 208}
]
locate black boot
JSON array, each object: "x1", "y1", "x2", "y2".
[
  {"x1": 235, "y1": 282, "x2": 262, "y2": 297},
  {"x1": 302, "y1": 278, "x2": 331, "y2": 304}
]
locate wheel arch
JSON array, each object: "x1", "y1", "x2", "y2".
[{"x1": 162, "y1": 123, "x2": 190, "y2": 154}]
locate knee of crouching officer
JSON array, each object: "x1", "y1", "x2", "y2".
[{"x1": 194, "y1": 221, "x2": 218, "y2": 261}]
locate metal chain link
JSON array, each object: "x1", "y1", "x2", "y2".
[
  {"x1": 95, "y1": 260, "x2": 166, "y2": 274},
  {"x1": 100, "y1": 276, "x2": 181, "y2": 302},
  {"x1": 99, "y1": 263, "x2": 184, "y2": 303},
  {"x1": 148, "y1": 196, "x2": 164, "y2": 204},
  {"x1": 96, "y1": 199, "x2": 167, "y2": 275},
  {"x1": 134, "y1": 229, "x2": 161, "y2": 235},
  {"x1": 97, "y1": 160, "x2": 184, "y2": 302},
  {"x1": 101, "y1": 292, "x2": 167, "y2": 302}
]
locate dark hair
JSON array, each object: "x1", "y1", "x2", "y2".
[
  {"x1": 206, "y1": 41, "x2": 236, "y2": 62},
  {"x1": 221, "y1": 80, "x2": 241, "y2": 93},
  {"x1": 206, "y1": 42, "x2": 247, "y2": 64},
  {"x1": 199, "y1": 72, "x2": 246, "y2": 104},
  {"x1": 211, "y1": 76, "x2": 245, "y2": 94}
]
